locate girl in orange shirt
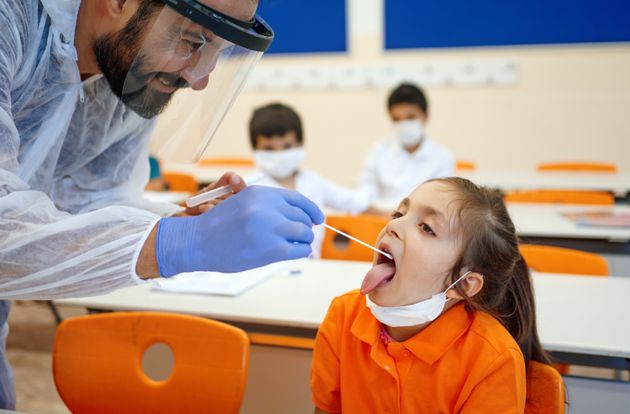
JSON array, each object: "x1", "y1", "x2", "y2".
[{"x1": 311, "y1": 177, "x2": 553, "y2": 413}]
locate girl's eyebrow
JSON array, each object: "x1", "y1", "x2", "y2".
[
  {"x1": 416, "y1": 204, "x2": 447, "y2": 226},
  {"x1": 396, "y1": 198, "x2": 410, "y2": 211}
]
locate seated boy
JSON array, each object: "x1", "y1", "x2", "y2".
[
  {"x1": 249, "y1": 103, "x2": 370, "y2": 258},
  {"x1": 358, "y1": 82, "x2": 455, "y2": 204}
]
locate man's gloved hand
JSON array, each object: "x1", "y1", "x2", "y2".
[{"x1": 155, "y1": 185, "x2": 324, "y2": 276}]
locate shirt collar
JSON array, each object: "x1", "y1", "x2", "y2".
[
  {"x1": 351, "y1": 298, "x2": 473, "y2": 365},
  {"x1": 40, "y1": 0, "x2": 82, "y2": 45}
]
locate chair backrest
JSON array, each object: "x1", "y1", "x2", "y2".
[
  {"x1": 53, "y1": 312, "x2": 250, "y2": 414},
  {"x1": 525, "y1": 361, "x2": 565, "y2": 414},
  {"x1": 456, "y1": 160, "x2": 476, "y2": 171},
  {"x1": 519, "y1": 244, "x2": 608, "y2": 276},
  {"x1": 197, "y1": 157, "x2": 255, "y2": 167},
  {"x1": 162, "y1": 172, "x2": 199, "y2": 193},
  {"x1": 537, "y1": 162, "x2": 617, "y2": 173},
  {"x1": 321, "y1": 215, "x2": 389, "y2": 262},
  {"x1": 504, "y1": 189, "x2": 614, "y2": 205}
]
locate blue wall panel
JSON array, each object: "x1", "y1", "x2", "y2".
[
  {"x1": 385, "y1": 0, "x2": 630, "y2": 49},
  {"x1": 257, "y1": 0, "x2": 347, "y2": 54}
]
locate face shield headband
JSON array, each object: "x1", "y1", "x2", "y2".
[{"x1": 123, "y1": 0, "x2": 274, "y2": 163}]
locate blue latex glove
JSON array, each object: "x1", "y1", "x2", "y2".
[{"x1": 155, "y1": 185, "x2": 324, "y2": 276}]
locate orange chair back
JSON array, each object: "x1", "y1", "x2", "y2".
[
  {"x1": 162, "y1": 172, "x2": 198, "y2": 193},
  {"x1": 53, "y1": 312, "x2": 250, "y2": 414},
  {"x1": 198, "y1": 157, "x2": 255, "y2": 167},
  {"x1": 321, "y1": 215, "x2": 389, "y2": 262},
  {"x1": 525, "y1": 361, "x2": 565, "y2": 414},
  {"x1": 537, "y1": 162, "x2": 617, "y2": 173},
  {"x1": 504, "y1": 189, "x2": 614, "y2": 205},
  {"x1": 519, "y1": 244, "x2": 608, "y2": 276},
  {"x1": 456, "y1": 160, "x2": 476, "y2": 171}
]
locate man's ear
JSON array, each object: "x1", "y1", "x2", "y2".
[
  {"x1": 446, "y1": 272, "x2": 484, "y2": 300},
  {"x1": 100, "y1": 0, "x2": 126, "y2": 18},
  {"x1": 97, "y1": 0, "x2": 141, "y2": 32}
]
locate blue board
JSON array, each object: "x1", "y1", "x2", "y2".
[
  {"x1": 385, "y1": 0, "x2": 630, "y2": 49},
  {"x1": 257, "y1": 0, "x2": 347, "y2": 54}
]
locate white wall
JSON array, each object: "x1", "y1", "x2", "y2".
[{"x1": 151, "y1": 0, "x2": 630, "y2": 187}]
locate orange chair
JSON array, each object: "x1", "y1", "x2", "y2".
[
  {"x1": 520, "y1": 244, "x2": 608, "y2": 375},
  {"x1": 53, "y1": 312, "x2": 249, "y2": 414},
  {"x1": 520, "y1": 244, "x2": 608, "y2": 276},
  {"x1": 525, "y1": 361, "x2": 565, "y2": 414},
  {"x1": 456, "y1": 160, "x2": 476, "y2": 171},
  {"x1": 197, "y1": 157, "x2": 255, "y2": 167},
  {"x1": 162, "y1": 172, "x2": 199, "y2": 193},
  {"x1": 537, "y1": 162, "x2": 617, "y2": 173},
  {"x1": 504, "y1": 189, "x2": 614, "y2": 205},
  {"x1": 321, "y1": 215, "x2": 389, "y2": 262}
]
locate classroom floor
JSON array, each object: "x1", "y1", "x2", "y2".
[
  {"x1": 5, "y1": 301, "x2": 627, "y2": 413},
  {"x1": 7, "y1": 302, "x2": 85, "y2": 414}
]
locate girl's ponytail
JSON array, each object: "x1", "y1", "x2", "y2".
[{"x1": 503, "y1": 255, "x2": 550, "y2": 366}]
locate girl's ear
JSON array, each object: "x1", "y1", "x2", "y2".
[{"x1": 446, "y1": 272, "x2": 484, "y2": 300}]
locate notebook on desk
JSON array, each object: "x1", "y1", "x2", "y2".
[
  {"x1": 561, "y1": 210, "x2": 630, "y2": 228},
  {"x1": 152, "y1": 262, "x2": 287, "y2": 296}
]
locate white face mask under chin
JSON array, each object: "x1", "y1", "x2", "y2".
[
  {"x1": 365, "y1": 271, "x2": 472, "y2": 327},
  {"x1": 253, "y1": 147, "x2": 306, "y2": 180},
  {"x1": 393, "y1": 119, "x2": 424, "y2": 147}
]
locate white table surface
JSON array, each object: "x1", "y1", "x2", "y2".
[
  {"x1": 162, "y1": 163, "x2": 259, "y2": 184},
  {"x1": 507, "y1": 203, "x2": 630, "y2": 241},
  {"x1": 56, "y1": 259, "x2": 630, "y2": 359},
  {"x1": 458, "y1": 169, "x2": 630, "y2": 196}
]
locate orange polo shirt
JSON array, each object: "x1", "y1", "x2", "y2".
[{"x1": 311, "y1": 290, "x2": 526, "y2": 414}]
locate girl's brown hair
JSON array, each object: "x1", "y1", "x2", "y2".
[{"x1": 431, "y1": 177, "x2": 550, "y2": 367}]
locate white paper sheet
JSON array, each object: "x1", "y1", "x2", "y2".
[{"x1": 152, "y1": 262, "x2": 288, "y2": 296}]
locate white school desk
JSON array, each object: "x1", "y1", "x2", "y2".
[
  {"x1": 508, "y1": 203, "x2": 630, "y2": 243},
  {"x1": 162, "y1": 162, "x2": 258, "y2": 185},
  {"x1": 55, "y1": 259, "x2": 630, "y2": 414},
  {"x1": 458, "y1": 169, "x2": 630, "y2": 197},
  {"x1": 55, "y1": 259, "x2": 630, "y2": 362}
]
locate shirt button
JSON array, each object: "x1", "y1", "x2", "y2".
[{"x1": 402, "y1": 350, "x2": 411, "y2": 357}]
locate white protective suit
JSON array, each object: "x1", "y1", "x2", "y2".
[
  {"x1": 1, "y1": 0, "x2": 185, "y2": 407},
  {"x1": 1, "y1": 0, "x2": 181, "y2": 300}
]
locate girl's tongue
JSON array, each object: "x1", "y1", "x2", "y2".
[{"x1": 360, "y1": 262, "x2": 396, "y2": 294}]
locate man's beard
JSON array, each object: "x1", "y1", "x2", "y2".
[{"x1": 93, "y1": 13, "x2": 189, "y2": 119}]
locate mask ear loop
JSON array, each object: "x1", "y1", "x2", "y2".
[{"x1": 443, "y1": 270, "x2": 472, "y2": 302}]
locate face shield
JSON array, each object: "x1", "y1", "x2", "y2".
[{"x1": 123, "y1": 0, "x2": 273, "y2": 163}]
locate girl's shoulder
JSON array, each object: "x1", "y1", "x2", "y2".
[{"x1": 467, "y1": 310, "x2": 522, "y2": 357}]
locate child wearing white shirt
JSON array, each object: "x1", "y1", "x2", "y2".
[
  {"x1": 359, "y1": 83, "x2": 455, "y2": 204},
  {"x1": 250, "y1": 103, "x2": 370, "y2": 258}
]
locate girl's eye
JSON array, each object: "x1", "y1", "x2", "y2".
[
  {"x1": 391, "y1": 211, "x2": 403, "y2": 219},
  {"x1": 419, "y1": 222, "x2": 435, "y2": 236}
]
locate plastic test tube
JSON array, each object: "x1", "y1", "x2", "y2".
[{"x1": 185, "y1": 173, "x2": 265, "y2": 208}]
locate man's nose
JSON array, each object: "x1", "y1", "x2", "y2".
[
  {"x1": 180, "y1": 50, "x2": 219, "y2": 91},
  {"x1": 181, "y1": 72, "x2": 209, "y2": 90}
]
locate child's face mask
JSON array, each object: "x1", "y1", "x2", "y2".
[
  {"x1": 253, "y1": 148, "x2": 305, "y2": 180},
  {"x1": 365, "y1": 271, "x2": 471, "y2": 327},
  {"x1": 393, "y1": 119, "x2": 424, "y2": 147}
]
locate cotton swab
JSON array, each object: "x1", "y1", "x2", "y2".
[
  {"x1": 321, "y1": 223, "x2": 393, "y2": 260},
  {"x1": 185, "y1": 173, "x2": 264, "y2": 208}
]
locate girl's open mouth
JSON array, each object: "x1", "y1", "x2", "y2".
[{"x1": 360, "y1": 245, "x2": 397, "y2": 294}]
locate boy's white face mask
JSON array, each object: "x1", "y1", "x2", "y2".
[
  {"x1": 365, "y1": 271, "x2": 471, "y2": 327},
  {"x1": 253, "y1": 148, "x2": 306, "y2": 180},
  {"x1": 393, "y1": 119, "x2": 424, "y2": 147}
]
